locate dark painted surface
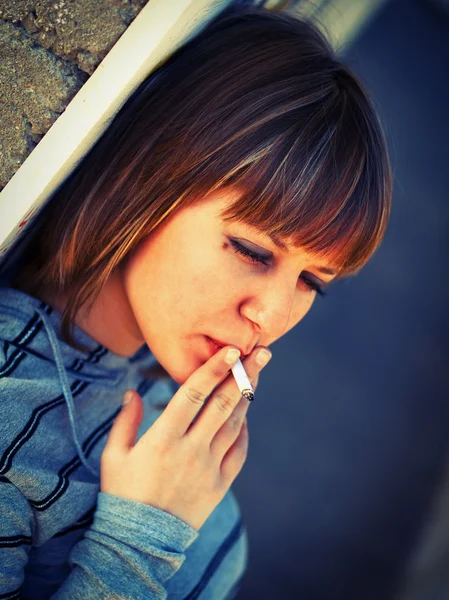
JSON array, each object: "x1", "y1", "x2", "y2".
[{"x1": 233, "y1": 1, "x2": 449, "y2": 598}]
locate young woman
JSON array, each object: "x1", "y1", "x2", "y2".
[{"x1": 0, "y1": 5, "x2": 391, "y2": 599}]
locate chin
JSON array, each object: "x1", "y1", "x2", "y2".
[
  {"x1": 164, "y1": 366, "x2": 184, "y2": 385},
  {"x1": 148, "y1": 337, "x2": 204, "y2": 386},
  {"x1": 172, "y1": 360, "x2": 201, "y2": 385},
  {"x1": 152, "y1": 356, "x2": 191, "y2": 386},
  {"x1": 162, "y1": 355, "x2": 204, "y2": 386}
]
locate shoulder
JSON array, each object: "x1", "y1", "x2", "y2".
[
  {"x1": 0, "y1": 288, "x2": 48, "y2": 374},
  {"x1": 0, "y1": 374, "x2": 61, "y2": 457},
  {"x1": 0, "y1": 325, "x2": 65, "y2": 474}
]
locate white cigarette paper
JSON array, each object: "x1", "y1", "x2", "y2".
[{"x1": 231, "y1": 358, "x2": 255, "y2": 402}]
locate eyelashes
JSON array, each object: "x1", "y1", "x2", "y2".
[{"x1": 229, "y1": 238, "x2": 328, "y2": 297}]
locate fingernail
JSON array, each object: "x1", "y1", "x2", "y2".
[
  {"x1": 256, "y1": 348, "x2": 272, "y2": 367},
  {"x1": 225, "y1": 348, "x2": 241, "y2": 365},
  {"x1": 123, "y1": 390, "x2": 133, "y2": 406}
]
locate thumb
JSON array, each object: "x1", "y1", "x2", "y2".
[{"x1": 106, "y1": 390, "x2": 144, "y2": 452}]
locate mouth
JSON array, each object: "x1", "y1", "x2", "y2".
[{"x1": 205, "y1": 336, "x2": 247, "y2": 358}]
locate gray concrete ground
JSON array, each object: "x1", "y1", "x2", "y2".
[{"x1": 233, "y1": 1, "x2": 449, "y2": 598}]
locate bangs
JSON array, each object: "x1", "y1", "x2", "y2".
[{"x1": 206, "y1": 75, "x2": 391, "y2": 279}]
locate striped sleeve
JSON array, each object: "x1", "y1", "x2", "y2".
[
  {"x1": 0, "y1": 481, "x2": 199, "y2": 599},
  {"x1": 0, "y1": 476, "x2": 34, "y2": 599}
]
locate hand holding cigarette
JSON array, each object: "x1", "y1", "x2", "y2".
[{"x1": 101, "y1": 344, "x2": 272, "y2": 531}]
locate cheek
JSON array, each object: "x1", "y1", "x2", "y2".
[{"x1": 133, "y1": 242, "x2": 222, "y2": 320}]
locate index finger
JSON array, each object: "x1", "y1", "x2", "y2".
[{"x1": 156, "y1": 346, "x2": 241, "y2": 438}]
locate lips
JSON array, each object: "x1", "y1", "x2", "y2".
[{"x1": 206, "y1": 336, "x2": 248, "y2": 358}]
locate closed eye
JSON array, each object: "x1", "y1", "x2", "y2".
[{"x1": 229, "y1": 238, "x2": 328, "y2": 297}]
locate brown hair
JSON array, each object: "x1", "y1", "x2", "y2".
[{"x1": 13, "y1": 5, "x2": 392, "y2": 358}]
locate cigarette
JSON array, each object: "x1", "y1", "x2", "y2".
[{"x1": 231, "y1": 358, "x2": 255, "y2": 402}]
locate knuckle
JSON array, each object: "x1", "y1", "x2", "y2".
[
  {"x1": 211, "y1": 362, "x2": 227, "y2": 379},
  {"x1": 150, "y1": 431, "x2": 174, "y2": 454},
  {"x1": 214, "y1": 391, "x2": 236, "y2": 414},
  {"x1": 184, "y1": 386, "x2": 207, "y2": 406},
  {"x1": 185, "y1": 438, "x2": 204, "y2": 461},
  {"x1": 228, "y1": 414, "x2": 243, "y2": 433}
]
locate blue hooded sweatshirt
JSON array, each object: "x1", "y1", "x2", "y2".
[{"x1": 0, "y1": 285, "x2": 248, "y2": 599}]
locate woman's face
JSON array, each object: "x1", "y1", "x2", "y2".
[{"x1": 120, "y1": 188, "x2": 337, "y2": 384}]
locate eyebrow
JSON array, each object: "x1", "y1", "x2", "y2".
[{"x1": 268, "y1": 233, "x2": 338, "y2": 276}]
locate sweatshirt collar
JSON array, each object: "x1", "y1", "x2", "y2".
[{"x1": 0, "y1": 286, "x2": 155, "y2": 377}]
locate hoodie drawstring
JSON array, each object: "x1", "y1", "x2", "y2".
[{"x1": 36, "y1": 307, "x2": 99, "y2": 479}]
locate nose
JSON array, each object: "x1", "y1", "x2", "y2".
[{"x1": 240, "y1": 274, "x2": 300, "y2": 340}]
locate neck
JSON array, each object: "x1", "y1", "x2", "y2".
[{"x1": 21, "y1": 269, "x2": 145, "y2": 358}]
